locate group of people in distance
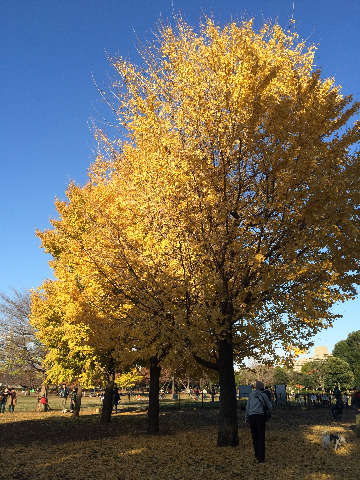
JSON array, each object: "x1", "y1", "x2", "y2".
[
  {"x1": 99, "y1": 386, "x2": 121, "y2": 412},
  {"x1": 59, "y1": 384, "x2": 121, "y2": 413},
  {"x1": 0, "y1": 387, "x2": 17, "y2": 413},
  {"x1": 58, "y1": 383, "x2": 78, "y2": 412}
]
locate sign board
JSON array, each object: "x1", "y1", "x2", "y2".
[
  {"x1": 239, "y1": 385, "x2": 252, "y2": 398},
  {"x1": 276, "y1": 384, "x2": 287, "y2": 404}
]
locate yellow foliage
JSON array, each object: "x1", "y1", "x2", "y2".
[
  {"x1": 115, "y1": 368, "x2": 144, "y2": 388},
  {"x1": 33, "y1": 16, "x2": 360, "y2": 381}
]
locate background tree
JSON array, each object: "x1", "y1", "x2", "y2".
[
  {"x1": 301, "y1": 360, "x2": 325, "y2": 391},
  {"x1": 237, "y1": 362, "x2": 275, "y2": 387},
  {"x1": 273, "y1": 366, "x2": 290, "y2": 386},
  {"x1": 116, "y1": 368, "x2": 145, "y2": 390},
  {"x1": 333, "y1": 330, "x2": 360, "y2": 387},
  {"x1": 323, "y1": 357, "x2": 354, "y2": 391},
  {"x1": 0, "y1": 289, "x2": 45, "y2": 389},
  {"x1": 289, "y1": 371, "x2": 307, "y2": 391},
  {"x1": 301, "y1": 357, "x2": 354, "y2": 391},
  {"x1": 30, "y1": 279, "x2": 115, "y2": 417}
]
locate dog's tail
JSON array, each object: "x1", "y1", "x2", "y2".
[{"x1": 322, "y1": 430, "x2": 328, "y2": 437}]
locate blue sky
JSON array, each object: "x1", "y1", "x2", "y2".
[{"x1": 1, "y1": 0, "x2": 359, "y2": 356}]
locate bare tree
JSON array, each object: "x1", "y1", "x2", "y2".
[
  {"x1": 237, "y1": 361, "x2": 276, "y2": 387},
  {"x1": 0, "y1": 288, "x2": 45, "y2": 388}
]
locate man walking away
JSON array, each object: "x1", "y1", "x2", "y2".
[{"x1": 245, "y1": 381, "x2": 272, "y2": 464}]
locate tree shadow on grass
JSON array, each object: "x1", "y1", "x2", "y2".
[
  {"x1": 0, "y1": 406, "x2": 350, "y2": 449},
  {"x1": 0, "y1": 408, "x2": 220, "y2": 448},
  {"x1": 0, "y1": 412, "x2": 146, "y2": 448}
]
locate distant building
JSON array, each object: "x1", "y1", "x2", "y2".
[{"x1": 293, "y1": 346, "x2": 332, "y2": 372}]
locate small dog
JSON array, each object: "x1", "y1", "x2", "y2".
[
  {"x1": 62, "y1": 409, "x2": 68, "y2": 413},
  {"x1": 322, "y1": 430, "x2": 346, "y2": 451}
]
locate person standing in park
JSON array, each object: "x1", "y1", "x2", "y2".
[
  {"x1": 40, "y1": 394, "x2": 48, "y2": 411},
  {"x1": 69, "y1": 387, "x2": 77, "y2": 412},
  {"x1": 0, "y1": 387, "x2": 9, "y2": 413},
  {"x1": 59, "y1": 383, "x2": 69, "y2": 410},
  {"x1": 113, "y1": 387, "x2": 120, "y2": 413},
  {"x1": 263, "y1": 386, "x2": 272, "y2": 401},
  {"x1": 351, "y1": 388, "x2": 360, "y2": 437},
  {"x1": 245, "y1": 381, "x2": 272, "y2": 464},
  {"x1": 351, "y1": 388, "x2": 360, "y2": 413},
  {"x1": 8, "y1": 388, "x2": 17, "y2": 413}
]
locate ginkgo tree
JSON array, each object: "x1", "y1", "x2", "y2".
[
  {"x1": 94, "y1": 17, "x2": 360, "y2": 446},
  {"x1": 30, "y1": 278, "x2": 116, "y2": 417},
  {"x1": 34, "y1": 178, "x2": 194, "y2": 431},
  {"x1": 35, "y1": 16, "x2": 360, "y2": 447}
]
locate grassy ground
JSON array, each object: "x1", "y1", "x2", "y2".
[
  {"x1": 8, "y1": 392, "x2": 222, "y2": 412},
  {"x1": 11, "y1": 393, "x2": 106, "y2": 412},
  {"x1": 0, "y1": 396, "x2": 358, "y2": 480}
]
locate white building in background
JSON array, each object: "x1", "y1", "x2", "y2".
[{"x1": 293, "y1": 346, "x2": 332, "y2": 372}]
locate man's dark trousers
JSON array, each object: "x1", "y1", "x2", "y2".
[{"x1": 248, "y1": 414, "x2": 266, "y2": 463}]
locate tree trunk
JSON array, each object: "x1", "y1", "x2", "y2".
[
  {"x1": 147, "y1": 356, "x2": 161, "y2": 434},
  {"x1": 217, "y1": 337, "x2": 239, "y2": 447},
  {"x1": 355, "y1": 412, "x2": 360, "y2": 438},
  {"x1": 72, "y1": 384, "x2": 82, "y2": 418},
  {"x1": 100, "y1": 373, "x2": 115, "y2": 424},
  {"x1": 36, "y1": 385, "x2": 48, "y2": 412}
]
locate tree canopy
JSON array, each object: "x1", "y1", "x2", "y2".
[
  {"x1": 333, "y1": 330, "x2": 360, "y2": 387},
  {"x1": 301, "y1": 356, "x2": 354, "y2": 391},
  {"x1": 323, "y1": 357, "x2": 354, "y2": 391},
  {"x1": 30, "y1": 280, "x2": 109, "y2": 388}
]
